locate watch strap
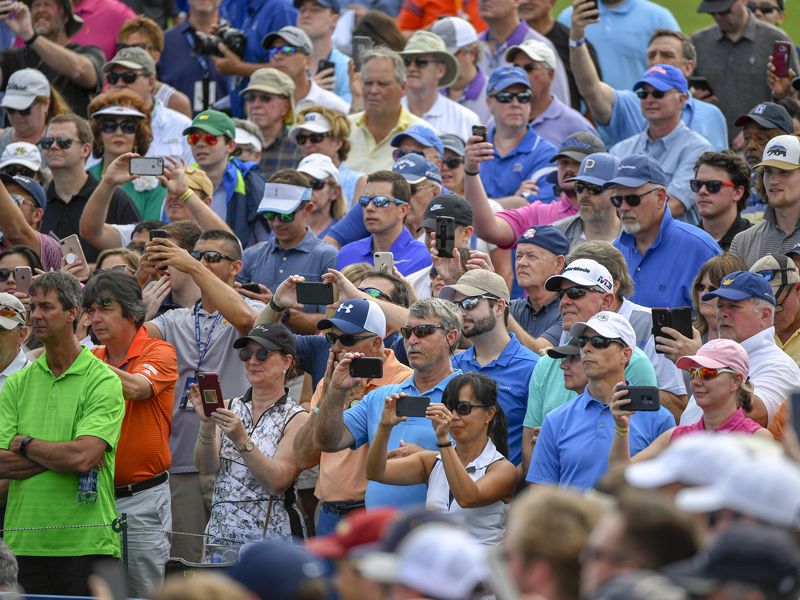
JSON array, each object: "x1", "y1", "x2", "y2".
[
  {"x1": 19, "y1": 436, "x2": 34, "y2": 456},
  {"x1": 436, "y1": 440, "x2": 455, "y2": 448}
]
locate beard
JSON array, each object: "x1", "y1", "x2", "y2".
[
  {"x1": 619, "y1": 210, "x2": 641, "y2": 235},
  {"x1": 463, "y1": 312, "x2": 497, "y2": 338}
]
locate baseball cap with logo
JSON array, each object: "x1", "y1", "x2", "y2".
[
  {"x1": 0, "y1": 173, "x2": 46, "y2": 210},
  {"x1": 391, "y1": 125, "x2": 445, "y2": 157},
  {"x1": 297, "y1": 153, "x2": 340, "y2": 184},
  {"x1": 550, "y1": 132, "x2": 605, "y2": 164},
  {"x1": 182, "y1": 109, "x2": 236, "y2": 139},
  {"x1": 0, "y1": 293, "x2": 26, "y2": 330},
  {"x1": 505, "y1": 39, "x2": 557, "y2": 70},
  {"x1": 1, "y1": 69, "x2": 50, "y2": 110},
  {"x1": 750, "y1": 253, "x2": 800, "y2": 296},
  {"x1": 262, "y1": 25, "x2": 314, "y2": 54},
  {"x1": 420, "y1": 194, "x2": 472, "y2": 230},
  {"x1": 257, "y1": 183, "x2": 312, "y2": 215},
  {"x1": 634, "y1": 63, "x2": 688, "y2": 94},
  {"x1": 393, "y1": 153, "x2": 442, "y2": 185},
  {"x1": 570, "y1": 311, "x2": 637, "y2": 349},
  {"x1": 755, "y1": 134, "x2": 800, "y2": 171},
  {"x1": 702, "y1": 270, "x2": 776, "y2": 305},
  {"x1": 233, "y1": 323, "x2": 296, "y2": 355},
  {"x1": 487, "y1": 65, "x2": 531, "y2": 95},
  {"x1": 242, "y1": 68, "x2": 295, "y2": 124},
  {"x1": 317, "y1": 297, "x2": 387, "y2": 337},
  {"x1": 102, "y1": 47, "x2": 156, "y2": 76},
  {"x1": 440, "y1": 269, "x2": 510, "y2": 303},
  {"x1": 567, "y1": 153, "x2": 620, "y2": 186},
  {"x1": 430, "y1": 17, "x2": 478, "y2": 54},
  {"x1": 605, "y1": 153, "x2": 669, "y2": 188},
  {"x1": 289, "y1": 112, "x2": 332, "y2": 145},
  {"x1": 734, "y1": 102, "x2": 793, "y2": 134},
  {"x1": 0, "y1": 142, "x2": 42, "y2": 172},
  {"x1": 544, "y1": 258, "x2": 614, "y2": 293},
  {"x1": 516, "y1": 225, "x2": 570, "y2": 256}
]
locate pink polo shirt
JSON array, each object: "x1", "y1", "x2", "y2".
[
  {"x1": 72, "y1": 0, "x2": 136, "y2": 61},
  {"x1": 670, "y1": 407, "x2": 763, "y2": 442},
  {"x1": 496, "y1": 193, "x2": 579, "y2": 249}
]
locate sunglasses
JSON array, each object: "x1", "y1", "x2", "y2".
[
  {"x1": 392, "y1": 148, "x2": 426, "y2": 161},
  {"x1": 360, "y1": 287, "x2": 392, "y2": 301},
  {"x1": 515, "y1": 63, "x2": 549, "y2": 73},
  {"x1": 688, "y1": 367, "x2": 736, "y2": 380},
  {"x1": 106, "y1": 71, "x2": 144, "y2": 86},
  {"x1": 443, "y1": 157, "x2": 464, "y2": 169},
  {"x1": 92, "y1": 264, "x2": 131, "y2": 277},
  {"x1": 295, "y1": 132, "x2": 328, "y2": 145},
  {"x1": 39, "y1": 137, "x2": 77, "y2": 150},
  {"x1": 100, "y1": 119, "x2": 138, "y2": 134},
  {"x1": 324, "y1": 332, "x2": 375, "y2": 346},
  {"x1": 578, "y1": 335, "x2": 624, "y2": 349},
  {"x1": 403, "y1": 56, "x2": 438, "y2": 69},
  {"x1": 400, "y1": 324, "x2": 446, "y2": 339},
  {"x1": 268, "y1": 44, "x2": 301, "y2": 61},
  {"x1": 0, "y1": 303, "x2": 22, "y2": 319},
  {"x1": 262, "y1": 210, "x2": 297, "y2": 222},
  {"x1": 1, "y1": 165, "x2": 36, "y2": 178},
  {"x1": 244, "y1": 92, "x2": 282, "y2": 104},
  {"x1": 747, "y1": 2, "x2": 779, "y2": 12},
  {"x1": 0, "y1": 268, "x2": 13, "y2": 282},
  {"x1": 493, "y1": 91, "x2": 533, "y2": 104},
  {"x1": 446, "y1": 401, "x2": 493, "y2": 416},
  {"x1": 694, "y1": 282, "x2": 718, "y2": 293},
  {"x1": 191, "y1": 250, "x2": 238, "y2": 263},
  {"x1": 574, "y1": 182, "x2": 603, "y2": 195},
  {"x1": 89, "y1": 296, "x2": 116, "y2": 309},
  {"x1": 6, "y1": 106, "x2": 32, "y2": 117},
  {"x1": 555, "y1": 286, "x2": 601, "y2": 300},
  {"x1": 453, "y1": 295, "x2": 496, "y2": 311},
  {"x1": 635, "y1": 88, "x2": 667, "y2": 100},
  {"x1": 307, "y1": 178, "x2": 327, "y2": 191},
  {"x1": 187, "y1": 131, "x2": 220, "y2": 146},
  {"x1": 238, "y1": 347, "x2": 272, "y2": 362},
  {"x1": 610, "y1": 187, "x2": 660, "y2": 208},
  {"x1": 10, "y1": 194, "x2": 35, "y2": 208},
  {"x1": 690, "y1": 179, "x2": 736, "y2": 194},
  {"x1": 358, "y1": 195, "x2": 407, "y2": 208}
]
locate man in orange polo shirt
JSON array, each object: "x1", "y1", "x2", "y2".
[{"x1": 83, "y1": 271, "x2": 178, "y2": 598}]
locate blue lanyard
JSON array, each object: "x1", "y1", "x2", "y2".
[
  {"x1": 184, "y1": 30, "x2": 212, "y2": 79},
  {"x1": 194, "y1": 305, "x2": 223, "y2": 372}
]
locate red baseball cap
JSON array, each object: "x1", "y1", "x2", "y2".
[{"x1": 306, "y1": 508, "x2": 398, "y2": 559}]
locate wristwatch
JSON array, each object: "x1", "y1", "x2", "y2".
[
  {"x1": 436, "y1": 439, "x2": 455, "y2": 448},
  {"x1": 19, "y1": 436, "x2": 34, "y2": 456},
  {"x1": 239, "y1": 437, "x2": 255, "y2": 454}
]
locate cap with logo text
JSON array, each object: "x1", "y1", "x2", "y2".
[
  {"x1": 605, "y1": 153, "x2": 669, "y2": 188},
  {"x1": 551, "y1": 132, "x2": 606, "y2": 164},
  {"x1": 1, "y1": 69, "x2": 49, "y2": 110},
  {"x1": 233, "y1": 323, "x2": 296, "y2": 355},
  {"x1": 393, "y1": 153, "x2": 442, "y2": 185},
  {"x1": 420, "y1": 194, "x2": 472, "y2": 230},
  {"x1": 734, "y1": 102, "x2": 793, "y2": 134},
  {"x1": 544, "y1": 258, "x2": 614, "y2": 293}
]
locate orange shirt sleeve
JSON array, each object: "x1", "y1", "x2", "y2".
[
  {"x1": 768, "y1": 401, "x2": 787, "y2": 441},
  {"x1": 129, "y1": 340, "x2": 178, "y2": 398},
  {"x1": 397, "y1": 0, "x2": 425, "y2": 30}
]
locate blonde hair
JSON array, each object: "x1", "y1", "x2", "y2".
[{"x1": 295, "y1": 104, "x2": 352, "y2": 162}]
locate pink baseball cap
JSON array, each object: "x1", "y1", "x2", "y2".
[{"x1": 675, "y1": 339, "x2": 749, "y2": 376}]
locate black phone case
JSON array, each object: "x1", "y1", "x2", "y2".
[
  {"x1": 296, "y1": 282, "x2": 334, "y2": 305},
  {"x1": 349, "y1": 357, "x2": 384, "y2": 379},
  {"x1": 396, "y1": 396, "x2": 430, "y2": 418},
  {"x1": 436, "y1": 216, "x2": 455, "y2": 258},
  {"x1": 622, "y1": 386, "x2": 660, "y2": 411},
  {"x1": 652, "y1": 307, "x2": 693, "y2": 341}
]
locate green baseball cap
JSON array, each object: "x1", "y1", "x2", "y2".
[{"x1": 182, "y1": 109, "x2": 236, "y2": 139}]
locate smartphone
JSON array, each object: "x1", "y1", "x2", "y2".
[
  {"x1": 149, "y1": 229, "x2": 168, "y2": 241},
  {"x1": 352, "y1": 35, "x2": 374, "y2": 72},
  {"x1": 621, "y1": 386, "x2": 661, "y2": 412},
  {"x1": 197, "y1": 371, "x2": 225, "y2": 417},
  {"x1": 14, "y1": 266, "x2": 31, "y2": 294},
  {"x1": 349, "y1": 356, "x2": 384, "y2": 379},
  {"x1": 318, "y1": 59, "x2": 335, "y2": 74},
  {"x1": 651, "y1": 307, "x2": 693, "y2": 352},
  {"x1": 791, "y1": 391, "x2": 800, "y2": 439},
  {"x1": 435, "y1": 216, "x2": 456, "y2": 259},
  {"x1": 296, "y1": 281, "x2": 334, "y2": 305},
  {"x1": 687, "y1": 76, "x2": 715, "y2": 96},
  {"x1": 395, "y1": 395, "x2": 430, "y2": 418},
  {"x1": 472, "y1": 125, "x2": 487, "y2": 143},
  {"x1": 374, "y1": 251, "x2": 394, "y2": 274},
  {"x1": 240, "y1": 282, "x2": 262, "y2": 294},
  {"x1": 59, "y1": 234, "x2": 90, "y2": 280},
  {"x1": 773, "y1": 41, "x2": 791, "y2": 78},
  {"x1": 130, "y1": 156, "x2": 164, "y2": 176}
]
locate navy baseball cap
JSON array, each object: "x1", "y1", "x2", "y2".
[
  {"x1": 634, "y1": 64, "x2": 688, "y2": 94},
  {"x1": 0, "y1": 172, "x2": 46, "y2": 210},
  {"x1": 702, "y1": 271, "x2": 776, "y2": 305},
  {"x1": 393, "y1": 153, "x2": 442, "y2": 185},
  {"x1": 317, "y1": 298, "x2": 387, "y2": 337},
  {"x1": 420, "y1": 193, "x2": 472, "y2": 229},
  {"x1": 391, "y1": 125, "x2": 445, "y2": 156},
  {"x1": 604, "y1": 153, "x2": 669, "y2": 188},
  {"x1": 293, "y1": 0, "x2": 340, "y2": 11},
  {"x1": 568, "y1": 153, "x2": 620, "y2": 186},
  {"x1": 487, "y1": 65, "x2": 530, "y2": 95},
  {"x1": 734, "y1": 102, "x2": 793, "y2": 134},
  {"x1": 516, "y1": 225, "x2": 570, "y2": 256}
]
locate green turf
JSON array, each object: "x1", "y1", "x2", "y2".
[{"x1": 553, "y1": 0, "x2": 800, "y2": 42}]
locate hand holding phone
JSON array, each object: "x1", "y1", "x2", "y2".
[
  {"x1": 14, "y1": 266, "x2": 31, "y2": 295},
  {"x1": 435, "y1": 216, "x2": 455, "y2": 258},
  {"x1": 197, "y1": 372, "x2": 225, "y2": 417},
  {"x1": 130, "y1": 157, "x2": 165, "y2": 176},
  {"x1": 349, "y1": 356, "x2": 383, "y2": 379},
  {"x1": 773, "y1": 41, "x2": 791, "y2": 78},
  {"x1": 374, "y1": 252, "x2": 394, "y2": 273},
  {"x1": 619, "y1": 386, "x2": 661, "y2": 411},
  {"x1": 59, "y1": 234, "x2": 90, "y2": 281},
  {"x1": 472, "y1": 125, "x2": 487, "y2": 143},
  {"x1": 395, "y1": 395, "x2": 430, "y2": 418},
  {"x1": 296, "y1": 281, "x2": 334, "y2": 305}
]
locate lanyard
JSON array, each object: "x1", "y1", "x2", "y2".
[
  {"x1": 194, "y1": 305, "x2": 223, "y2": 372},
  {"x1": 184, "y1": 29, "x2": 212, "y2": 79}
]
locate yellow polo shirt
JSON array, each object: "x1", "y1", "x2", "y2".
[{"x1": 344, "y1": 108, "x2": 431, "y2": 173}]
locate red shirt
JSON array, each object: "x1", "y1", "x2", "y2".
[
  {"x1": 670, "y1": 407, "x2": 763, "y2": 442},
  {"x1": 397, "y1": 0, "x2": 487, "y2": 33}
]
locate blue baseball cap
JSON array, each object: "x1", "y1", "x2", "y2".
[
  {"x1": 604, "y1": 153, "x2": 669, "y2": 189},
  {"x1": 568, "y1": 153, "x2": 620, "y2": 186},
  {"x1": 293, "y1": 0, "x2": 340, "y2": 11},
  {"x1": 391, "y1": 125, "x2": 444, "y2": 157},
  {"x1": 0, "y1": 172, "x2": 46, "y2": 211},
  {"x1": 317, "y1": 297, "x2": 387, "y2": 337},
  {"x1": 487, "y1": 65, "x2": 531, "y2": 96},
  {"x1": 393, "y1": 153, "x2": 442, "y2": 185},
  {"x1": 702, "y1": 271, "x2": 776, "y2": 305},
  {"x1": 634, "y1": 64, "x2": 688, "y2": 94},
  {"x1": 516, "y1": 225, "x2": 570, "y2": 256}
]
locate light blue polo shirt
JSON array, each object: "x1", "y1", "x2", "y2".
[
  {"x1": 613, "y1": 208, "x2": 720, "y2": 309},
  {"x1": 329, "y1": 47, "x2": 353, "y2": 105},
  {"x1": 527, "y1": 387, "x2": 675, "y2": 490},
  {"x1": 343, "y1": 371, "x2": 462, "y2": 508},
  {"x1": 601, "y1": 90, "x2": 728, "y2": 151},
  {"x1": 610, "y1": 121, "x2": 713, "y2": 225},
  {"x1": 337, "y1": 227, "x2": 432, "y2": 277},
  {"x1": 451, "y1": 334, "x2": 538, "y2": 466}
]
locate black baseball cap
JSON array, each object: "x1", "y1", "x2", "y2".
[
  {"x1": 549, "y1": 131, "x2": 605, "y2": 163},
  {"x1": 697, "y1": 0, "x2": 736, "y2": 13},
  {"x1": 419, "y1": 194, "x2": 473, "y2": 230},
  {"x1": 546, "y1": 338, "x2": 580, "y2": 359},
  {"x1": 234, "y1": 323, "x2": 296, "y2": 356},
  {"x1": 734, "y1": 102, "x2": 793, "y2": 134}
]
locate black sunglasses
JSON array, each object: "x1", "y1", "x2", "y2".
[
  {"x1": 244, "y1": 91, "x2": 282, "y2": 104},
  {"x1": 446, "y1": 401, "x2": 493, "y2": 416},
  {"x1": 106, "y1": 71, "x2": 144, "y2": 85},
  {"x1": 403, "y1": 56, "x2": 438, "y2": 69},
  {"x1": 295, "y1": 132, "x2": 328, "y2": 145},
  {"x1": 324, "y1": 332, "x2": 375, "y2": 346},
  {"x1": 400, "y1": 324, "x2": 446, "y2": 339},
  {"x1": 191, "y1": 250, "x2": 238, "y2": 263},
  {"x1": 360, "y1": 287, "x2": 392, "y2": 302},
  {"x1": 689, "y1": 179, "x2": 736, "y2": 194},
  {"x1": 100, "y1": 120, "x2": 138, "y2": 134},
  {"x1": 574, "y1": 182, "x2": 604, "y2": 195},
  {"x1": 635, "y1": 88, "x2": 667, "y2": 100},
  {"x1": 6, "y1": 106, "x2": 32, "y2": 117},
  {"x1": 443, "y1": 157, "x2": 464, "y2": 169},
  {"x1": 578, "y1": 335, "x2": 624, "y2": 349},
  {"x1": 39, "y1": 137, "x2": 77, "y2": 150},
  {"x1": 694, "y1": 282, "x2": 718, "y2": 294},
  {"x1": 93, "y1": 264, "x2": 131, "y2": 277},
  {"x1": 1, "y1": 165, "x2": 37, "y2": 178},
  {"x1": 556, "y1": 286, "x2": 601, "y2": 300},
  {"x1": 392, "y1": 148, "x2": 426, "y2": 161},
  {"x1": 610, "y1": 187, "x2": 660, "y2": 208},
  {"x1": 493, "y1": 90, "x2": 532, "y2": 104},
  {"x1": 307, "y1": 178, "x2": 327, "y2": 191},
  {"x1": 238, "y1": 347, "x2": 272, "y2": 361},
  {"x1": 0, "y1": 268, "x2": 13, "y2": 282},
  {"x1": 748, "y1": 2, "x2": 779, "y2": 12}
]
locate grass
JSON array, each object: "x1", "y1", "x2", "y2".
[{"x1": 553, "y1": 0, "x2": 800, "y2": 42}]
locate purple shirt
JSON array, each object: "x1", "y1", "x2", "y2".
[
  {"x1": 531, "y1": 96, "x2": 598, "y2": 149},
  {"x1": 670, "y1": 407, "x2": 763, "y2": 442},
  {"x1": 443, "y1": 70, "x2": 489, "y2": 123},
  {"x1": 496, "y1": 194, "x2": 578, "y2": 249}
]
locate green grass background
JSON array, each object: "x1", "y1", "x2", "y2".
[{"x1": 553, "y1": 0, "x2": 800, "y2": 41}]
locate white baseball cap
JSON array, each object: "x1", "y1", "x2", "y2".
[
  {"x1": 234, "y1": 127, "x2": 263, "y2": 153},
  {"x1": 1, "y1": 68, "x2": 50, "y2": 110},
  {"x1": 298, "y1": 153, "x2": 340, "y2": 184},
  {"x1": 430, "y1": 16, "x2": 478, "y2": 54},
  {"x1": 288, "y1": 112, "x2": 333, "y2": 145},
  {"x1": 569, "y1": 310, "x2": 636, "y2": 349},
  {"x1": 505, "y1": 39, "x2": 557, "y2": 70},
  {"x1": 257, "y1": 183, "x2": 312, "y2": 215},
  {"x1": 544, "y1": 258, "x2": 614, "y2": 293},
  {"x1": 755, "y1": 134, "x2": 800, "y2": 171},
  {"x1": 0, "y1": 142, "x2": 42, "y2": 172},
  {"x1": 0, "y1": 293, "x2": 25, "y2": 330}
]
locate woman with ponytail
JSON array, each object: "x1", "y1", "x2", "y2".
[{"x1": 366, "y1": 373, "x2": 517, "y2": 545}]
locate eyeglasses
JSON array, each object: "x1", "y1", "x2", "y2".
[
  {"x1": 6, "y1": 106, "x2": 32, "y2": 117},
  {"x1": 360, "y1": 287, "x2": 392, "y2": 301},
  {"x1": 295, "y1": 132, "x2": 328, "y2": 145},
  {"x1": 262, "y1": 210, "x2": 298, "y2": 223},
  {"x1": 400, "y1": 324, "x2": 446, "y2": 339},
  {"x1": 0, "y1": 268, "x2": 13, "y2": 282},
  {"x1": 578, "y1": 335, "x2": 625, "y2": 349},
  {"x1": 453, "y1": 295, "x2": 497, "y2": 311},
  {"x1": 443, "y1": 157, "x2": 464, "y2": 169},
  {"x1": 191, "y1": 250, "x2": 238, "y2": 263},
  {"x1": 392, "y1": 148, "x2": 426, "y2": 161},
  {"x1": 748, "y1": 2, "x2": 779, "y2": 13},
  {"x1": 100, "y1": 119, "x2": 138, "y2": 135},
  {"x1": 187, "y1": 131, "x2": 220, "y2": 146},
  {"x1": 9, "y1": 194, "x2": 36, "y2": 209},
  {"x1": 106, "y1": 71, "x2": 144, "y2": 86},
  {"x1": 88, "y1": 296, "x2": 116, "y2": 309},
  {"x1": 555, "y1": 286, "x2": 602, "y2": 301},
  {"x1": 307, "y1": 178, "x2": 327, "y2": 191},
  {"x1": 238, "y1": 347, "x2": 272, "y2": 361},
  {"x1": 268, "y1": 44, "x2": 301, "y2": 61},
  {"x1": 446, "y1": 401, "x2": 493, "y2": 416},
  {"x1": 694, "y1": 282, "x2": 718, "y2": 294},
  {"x1": 358, "y1": 195, "x2": 407, "y2": 208},
  {"x1": 690, "y1": 179, "x2": 736, "y2": 194},
  {"x1": 1, "y1": 165, "x2": 36, "y2": 178},
  {"x1": 0, "y1": 303, "x2": 22, "y2": 319},
  {"x1": 39, "y1": 137, "x2": 78, "y2": 150},
  {"x1": 635, "y1": 88, "x2": 667, "y2": 100},
  {"x1": 515, "y1": 63, "x2": 550, "y2": 73},
  {"x1": 244, "y1": 92, "x2": 282, "y2": 104},
  {"x1": 688, "y1": 367, "x2": 736, "y2": 380},
  {"x1": 403, "y1": 56, "x2": 438, "y2": 69},
  {"x1": 610, "y1": 187, "x2": 660, "y2": 208},
  {"x1": 574, "y1": 182, "x2": 604, "y2": 195},
  {"x1": 93, "y1": 264, "x2": 131, "y2": 277},
  {"x1": 324, "y1": 332, "x2": 375, "y2": 346},
  {"x1": 493, "y1": 91, "x2": 533, "y2": 104}
]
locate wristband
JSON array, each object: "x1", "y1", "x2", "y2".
[
  {"x1": 178, "y1": 189, "x2": 194, "y2": 203},
  {"x1": 569, "y1": 38, "x2": 586, "y2": 48},
  {"x1": 464, "y1": 168, "x2": 480, "y2": 176},
  {"x1": 614, "y1": 425, "x2": 629, "y2": 437},
  {"x1": 269, "y1": 298, "x2": 284, "y2": 312},
  {"x1": 25, "y1": 33, "x2": 39, "y2": 47},
  {"x1": 436, "y1": 439, "x2": 455, "y2": 448},
  {"x1": 19, "y1": 436, "x2": 33, "y2": 456}
]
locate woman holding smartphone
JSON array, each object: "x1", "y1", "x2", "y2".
[
  {"x1": 366, "y1": 373, "x2": 517, "y2": 545},
  {"x1": 188, "y1": 323, "x2": 308, "y2": 562}
]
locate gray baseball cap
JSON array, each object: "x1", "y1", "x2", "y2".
[{"x1": 262, "y1": 26, "x2": 313, "y2": 54}]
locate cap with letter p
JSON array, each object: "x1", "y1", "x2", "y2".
[
  {"x1": 755, "y1": 135, "x2": 800, "y2": 171},
  {"x1": 567, "y1": 153, "x2": 620, "y2": 186}
]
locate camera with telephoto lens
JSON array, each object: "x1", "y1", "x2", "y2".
[{"x1": 193, "y1": 25, "x2": 247, "y2": 59}]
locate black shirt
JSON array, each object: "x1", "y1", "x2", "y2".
[
  {"x1": 0, "y1": 43, "x2": 104, "y2": 117},
  {"x1": 545, "y1": 21, "x2": 601, "y2": 112},
  {"x1": 703, "y1": 214, "x2": 753, "y2": 252},
  {"x1": 43, "y1": 172, "x2": 141, "y2": 263}
]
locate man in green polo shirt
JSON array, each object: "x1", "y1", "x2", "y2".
[{"x1": 0, "y1": 272, "x2": 124, "y2": 596}]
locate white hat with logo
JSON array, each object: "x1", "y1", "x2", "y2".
[
  {"x1": 544, "y1": 258, "x2": 614, "y2": 294},
  {"x1": 755, "y1": 134, "x2": 800, "y2": 171},
  {"x1": 1, "y1": 69, "x2": 50, "y2": 110}
]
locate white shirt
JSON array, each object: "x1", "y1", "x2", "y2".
[
  {"x1": 150, "y1": 99, "x2": 194, "y2": 165},
  {"x1": 298, "y1": 80, "x2": 350, "y2": 115},
  {"x1": 402, "y1": 94, "x2": 480, "y2": 143},
  {"x1": 0, "y1": 349, "x2": 30, "y2": 391},
  {"x1": 680, "y1": 327, "x2": 800, "y2": 425}
]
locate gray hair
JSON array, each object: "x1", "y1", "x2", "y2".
[
  {"x1": 567, "y1": 241, "x2": 635, "y2": 300},
  {"x1": 408, "y1": 297, "x2": 462, "y2": 351},
  {"x1": 0, "y1": 540, "x2": 18, "y2": 592},
  {"x1": 751, "y1": 297, "x2": 775, "y2": 324},
  {"x1": 361, "y1": 46, "x2": 407, "y2": 85},
  {"x1": 29, "y1": 271, "x2": 82, "y2": 313}
]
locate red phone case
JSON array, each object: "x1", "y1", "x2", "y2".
[
  {"x1": 773, "y1": 41, "x2": 791, "y2": 78},
  {"x1": 197, "y1": 372, "x2": 225, "y2": 417}
]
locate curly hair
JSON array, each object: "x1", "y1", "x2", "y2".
[
  {"x1": 295, "y1": 104, "x2": 353, "y2": 162},
  {"x1": 118, "y1": 15, "x2": 164, "y2": 53},
  {"x1": 694, "y1": 150, "x2": 751, "y2": 211},
  {"x1": 87, "y1": 89, "x2": 153, "y2": 159}
]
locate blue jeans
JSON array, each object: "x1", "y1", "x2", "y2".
[{"x1": 315, "y1": 503, "x2": 344, "y2": 537}]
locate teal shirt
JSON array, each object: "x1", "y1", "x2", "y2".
[
  {"x1": 87, "y1": 161, "x2": 167, "y2": 221},
  {"x1": 523, "y1": 347, "x2": 657, "y2": 429}
]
